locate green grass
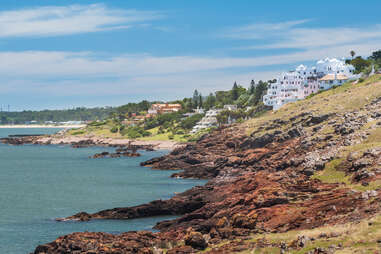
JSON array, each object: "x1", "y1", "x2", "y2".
[{"x1": 312, "y1": 159, "x2": 350, "y2": 185}]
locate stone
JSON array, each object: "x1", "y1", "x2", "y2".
[{"x1": 184, "y1": 231, "x2": 208, "y2": 250}]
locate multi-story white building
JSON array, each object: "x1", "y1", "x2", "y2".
[
  {"x1": 316, "y1": 58, "x2": 357, "y2": 90},
  {"x1": 191, "y1": 109, "x2": 222, "y2": 133},
  {"x1": 263, "y1": 64, "x2": 319, "y2": 110},
  {"x1": 263, "y1": 58, "x2": 357, "y2": 110}
]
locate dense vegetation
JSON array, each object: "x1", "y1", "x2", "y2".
[
  {"x1": 66, "y1": 79, "x2": 271, "y2": 140},
  {"x1": 0, "y1": 107, "x2": 115, "y2": 124},
  {"x1": 346, "y1": 49, "x2": 381, "y2": 74}
]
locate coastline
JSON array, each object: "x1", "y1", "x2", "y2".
[
  {"x1": 0, "y1": 124, "x2": 86, "y2": 129},
  {"x1": 41, "y1": 136, "x2": 182, "y2": 150},
  {"x1": 1, "y1": 133, "x2": 183, "y2": 150}
]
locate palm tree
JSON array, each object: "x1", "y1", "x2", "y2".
[{"x1": 350, "y1": 50, "x2": 356, "y2": 60}]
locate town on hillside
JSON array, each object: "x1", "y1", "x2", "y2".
[
  {"x1": 2, "y1": 50, "x2": 381, "y2": 142},
  {"x1": 97, "y1": 50, "x2": 379, "y2": 141}
]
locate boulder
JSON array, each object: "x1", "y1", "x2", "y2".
[{"x1": 184, "y1": 231, "x2": 208, "y2": 250}]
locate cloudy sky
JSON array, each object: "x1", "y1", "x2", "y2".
[{"x1": 0, "y1": 0, "x2": 380, "y2": 110}]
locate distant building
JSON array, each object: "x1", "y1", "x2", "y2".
[
  {"x1": 147, "y1": 109, "x2": 158, "y2": 115},
  {"x1": 223, "y1": 105, "x2": 237, "y2": 111},
  {"x1": 150, "y1": 103, "x2": 182, "y2": 114},
  {"x1": 191, "y1": 105, "x2": 239, "y2": 133},
  {"x1": 191, "y1": 109, "x2": 222, "y2": 133},
  {"x1": 194, "y1": 107, "x2": 205, "y2": 114},
  {"x1": 263, "y1": 58, "x2": 358, "y2": 110}
]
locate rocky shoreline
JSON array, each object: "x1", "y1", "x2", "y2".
[
  {"x1": 8, "y1": 78, "x2": 378, "y2": 253},
  {"x1": 0, "y1": 134, "x2": 182, "y2": 151},
  {"x1": 32, "y1": 92, "x2": 381, "y2": 253}
]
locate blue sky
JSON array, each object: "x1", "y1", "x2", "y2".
[{"x1": 0, "y1": 0, "x2": 380, "y2": 110}]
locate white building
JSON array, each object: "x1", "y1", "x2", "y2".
[
  {"x1": 317, "y1": 58, "x2": 357, "y2": 90},
  {"x1": 191, "y1": 109, "x2": 222, "y2": 133},
  {"x1": 263, "y1": 58, "x2": 357, "y2": 110},
  {"x1": 223, "y1": 104, "x2": 238, "y2": 111},
  {"x1": 263, "y1": 64, "x2": 319, "y2": 110}
]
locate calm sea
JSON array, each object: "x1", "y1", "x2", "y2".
[{"x1": 0, "y1": 128, "x2": 205, "y2": 254}]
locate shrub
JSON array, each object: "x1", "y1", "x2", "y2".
[
  {"x1": 175, "y1": 129, "x2": 185, "y2": 135},
  {"x1": 142, "y1": 131, "x2": 151, "y2": 137},
  {"x1": 88, "y1": 121, "x2": 107, "y2": 127},
  {"x1": 168, "y1": 134, "x2": 174, "y2": 140},
  {"x1": 179, "y1": 113, "x2": 204, "y2": 129},
  {"x1": 128, "y1": 130, "x2": 142, "y2": 138},
  {"x1": 71, "y1": 130, "x2": 85, "y2": 135},
  {"x1": 110, "y1": 126, "x2": 119, "y2": 133}
]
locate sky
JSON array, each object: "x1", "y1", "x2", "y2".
[{"x1": 0, "y1": 0, "x2": 380, "y2": 111}]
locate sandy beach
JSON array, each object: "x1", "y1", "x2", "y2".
[{"x1": 0, "y1": 125, "x2": 86, "y2": 129}]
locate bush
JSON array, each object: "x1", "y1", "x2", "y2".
[
  {"x1": 88, "y1": 121, "x2": 106, "y2": 127},
  {"x1": 142, "y1": 131, "x2": 151, "y2": 137},
  {"x1": 110, "y1": 126, "x2": 119, "y2": 133},
  {"x1": 179, "y1": 113, "x2": 204, "y2": 129},
  {"x1": 121, "y1": 125, "x2": 150, "y2": 139},
  {"x1": 127, "y1": 130, "x2": 142, "y2": 138},
  {"x1": 175, "y1": 129, "x2": 185, "y2": 135},
  {"x1": 168, "y1": 134, "x2": 174, "y2": 140},
  {"x1": 71, "y1": 129, "x2": 85, "y2": 135}
]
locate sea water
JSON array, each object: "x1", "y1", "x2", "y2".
[{"x1": 0, "y1": 128, "x2": 206, "y2": 254}]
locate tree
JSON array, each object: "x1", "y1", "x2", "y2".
[
  {"x1": 351, "y1": 56, "x2": 371, "y2": 74},
  {"x1": 350, "y1": 50, "x2": 356, "y2": 60},
  {"x1": 198, "y1": 94, "x2": 203, "y2": 108},
  {"x1": 192, "y1": 90, "x2": 199, "y2": 108},
  {"x1": 231, "y1": 82, "x2": 239, "y2": 101},
  {"x1": 369, "y1": 50, "x2": 381, "y2": 64},
  {"x1": 249, "y1": 80, "x2": 256, "y2": 94},
  {"x1": 204, "y1": 93, "x2": 216, "y2": 110},
  {"x1": 253, "y1": 80, "x2": 268, "y2": 105}
]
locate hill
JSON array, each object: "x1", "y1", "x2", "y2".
[
  {"x1": 34, "y1": 75, "x2": 381, "y2": 253},
  {"x1": 0, "y1": 107, "x2": 115, "y2": 125}
]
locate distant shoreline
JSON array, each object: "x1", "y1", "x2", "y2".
[{"x1": 0, "y1": 124, "x2": 86, "y2": 129}]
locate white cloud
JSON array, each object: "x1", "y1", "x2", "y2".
[
  {"x1": 224, "y1": 19, "x2": 310, "y2": 39},
  {"x1": 0, "y1": 4, "x2": 164, "y2": 37},
  {"x1": 226, "y1": 20, "x2": 381, "y2": 52},
  {"x1": 0, "y1": 42, "x2": 378, "y2": 80}
]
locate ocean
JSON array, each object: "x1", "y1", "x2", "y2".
[{"x1": 0, "y1": 128, "x2": 205, "y2": 254}]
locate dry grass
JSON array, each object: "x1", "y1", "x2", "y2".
[{"x1": 233, "y1": 214, "x2": 381, "y2": 254}]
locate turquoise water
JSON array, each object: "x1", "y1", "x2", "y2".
[{"x1": 0, "y1": 128, "x2": 205, "y2": 254}]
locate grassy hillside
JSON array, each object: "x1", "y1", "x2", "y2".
[
  {"x1": 216, "y1": 213, "x2": 381, "y2": 253},
  {"x1": 246, "y1": 75, "x2": 381, "y2": 136}
]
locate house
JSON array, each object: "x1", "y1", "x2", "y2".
[
  {"x1": 319, "y1": 73, "x2": 349, "y2": 90},
  {"x1": 223, "y1": 105, "x2": 237, "y2": 111},
  {"x1": 150, "y1": 103, "x2": 182, "y2": 114},
  {"x1": 263, "y1": 58, "x2": 358, "y2": 110}
]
